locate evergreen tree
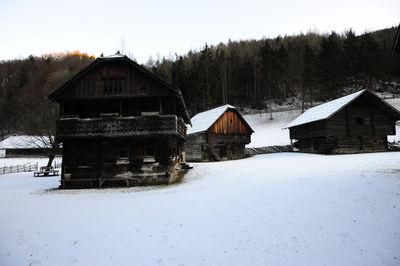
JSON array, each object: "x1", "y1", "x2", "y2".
[
  {"x1": 343, "y1": 29, "x2": 361, "y2": 91},
  {"x1": 302, "y1": 43, "x2": 318, "y2": 105},
  {"x1": 318, "y1": 32, "x2": 346, "y2": 99},
  {"x1": 358, "y1": 32, "x2": 383, "y2": 89}
]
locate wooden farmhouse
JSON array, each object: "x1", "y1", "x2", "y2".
[
  {"x1": 286, "y1": 89, "x2": 400, "y2": 154},
  {"x1": 186, "y1": 105, "x2": 254, "y2": 161},
  {"x1": 48, "y1": 53, "x2": 191, "y2": 188}
]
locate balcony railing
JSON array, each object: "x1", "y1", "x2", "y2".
[{"x1": 57, "y1": 114, "x2": 186, "y2": 139}]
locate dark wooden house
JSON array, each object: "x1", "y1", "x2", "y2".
[
  {"x1": 186, "y1": 105, "x2": 254, "y2": 161},
  {"x1": 49, "y1": 53, "x2": 191, "y2": 188},
  {"x1": 286, "y1": 89, "x2": 400, "y2": 154}
]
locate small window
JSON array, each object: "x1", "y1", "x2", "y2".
[
  {"x1": 120, "y1": 149, "x2": 129, "y2": 158},
  {"x1": 230, "y1": 119, "x2": 233, "y2": 124},
  {"x1": 356, "y1": 118, "x2": 364, "y2": 125}
]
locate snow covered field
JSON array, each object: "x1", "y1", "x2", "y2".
[
  {"x1": 244, "y1": 110, "x2": 300, "y2": 147},
  {"x1": 1, "y1": 152, "x2": 400, "y2": 266}
]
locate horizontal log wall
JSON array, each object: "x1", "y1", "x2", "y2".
[
  {"x1": 289, "y1": 120, "x2": 327, "y2": 139},
  {"x1": 327, "y1": 96, "x2": 396, "y2": 137},
  {"x1": 185, "y1": 133, "x2": 206, "y2": 161},
  {"x1": 61, "y1": 136, "x2": 182, "y2": 188},
  {"x1": 61, "y1": 62, "x2": 168, "y2": 100}
]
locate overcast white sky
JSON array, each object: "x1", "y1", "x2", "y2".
[{"x1": 0, "y1": 0, "x2": 399, "y2": 63}]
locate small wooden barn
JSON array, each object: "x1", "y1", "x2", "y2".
[
  {"x1": 48, "y1": 52, "x2": 191, "y2": 188},
  {"x1": 0, "y1": 135, "x2": 58, "y2": 157},
  {"x1": 286, "y1": 89, "x2": 400, "y2": 154},
  {"x1": 185, "y1": 105, "x2": 254, "y2": 161}
]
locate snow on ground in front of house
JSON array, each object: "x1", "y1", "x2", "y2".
[
  {"x1": 0, "y1": 156, "x2": 62, "y2": 168},
  {"x1": 244, "y1": 110, "x2": 301, "y2": 147},
  {"x1": 1, "y1": 152, "x2": 400, "y2": 266}
]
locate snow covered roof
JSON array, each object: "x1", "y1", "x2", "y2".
[
  {"x1": 187, "y1": 104, "x2": 236, "y2": 134},
  {"x1": 102, "y1": 51, "x2": 125, "y2": 59},
  {"x1": 286, "y1": 90, "x2": 366, "y2": 128},
  {"x1": 0, "y1": 136, "x2": 49, "y2": 149},
  {"x1": 286, "y1": 89, "x2": 400, "y2": 128}
]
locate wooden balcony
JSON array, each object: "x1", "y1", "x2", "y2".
[{"x1": 57, "y1": 114, "x2": 186, "y2": 139}]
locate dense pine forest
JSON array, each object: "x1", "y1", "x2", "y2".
[{"x1": 0, "y1": 27, "x2": 399, "y2": 139}]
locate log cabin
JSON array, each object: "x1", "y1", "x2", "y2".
[
  {"x1": 48, "y1": 52, "x2": 191, "y2": 188},
  {"x1": 186, "y1": 105, "x2": 254, "y2": 161},
  {"x1": 286, "y1": 89, "x2": 400, "y2": 154}
]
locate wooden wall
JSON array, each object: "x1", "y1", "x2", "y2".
[
  {"x1": 289, "y1": 120, "x2": 327, "y2": 140},
  {"x1": 209, "y1": 110, "x2": 250, "y2": 135},
  {"x1": 185, "y1": 133, "x2": 206, "y2": 161},
  {"x1": 59, "y1": 61, "x2": 170, "y2": 100},
  {"x1": 327, "y1": 96, "x2": 396, "y2": 137},
  {"x1": 61, "y1": 136, "x2": 182, "y2": 188}
]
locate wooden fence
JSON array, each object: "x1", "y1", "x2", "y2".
[
  {"x1": 54, "y1": 161, "x2": 62, "y2": 169},
  {"x1": 245, "y1": 145, "x2": 292, "y2": 156},
  {"x1": 0, "y1": 162, "x2": 38, "y2": 175}
]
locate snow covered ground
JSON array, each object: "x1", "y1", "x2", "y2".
[
  {"x1": 244, "y1": 110, "x2": 301, "y2": 147},
  {"x1": 0, "y1": 157, "x2": 62, "y2": 168},
  {"x1": 1, "y1": 152, "x2": 400, "y2": 266}
]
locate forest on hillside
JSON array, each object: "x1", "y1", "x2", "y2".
[
  {"x1": 151, "y1": 27, "x2": 400, "y2": 114},
  {"x1": 0, "y1": 27, "x2": 399, "y2": 139}
]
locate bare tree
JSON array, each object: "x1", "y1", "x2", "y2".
[{"x1": 29, "y1": 135, "x2": 60, "y2": 167}]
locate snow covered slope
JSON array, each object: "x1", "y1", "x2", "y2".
[
  {"x1": 243, "y1": 110, "x2": 301, "y2": 147},
  {"x1": 1, "y1": 152, "x2": 399, "y2": 266}
]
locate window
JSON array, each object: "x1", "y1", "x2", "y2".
[
  {"x1": 103, "y1": 79, "x2": 124, "y2": 94},
  {"x1": 356, "y1": 118, "x2": 364, "y2": 125},
  {"x1": 143, "y1": 146, "x2": 156, "y2": 163}
]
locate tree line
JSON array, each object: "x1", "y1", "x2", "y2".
[
  {"x1": 0, "y1": 27, "x2": 399, "y2": 140},
  {"x1": 151, "y1": 27, "x2": 400, "y2": 114},
  {"x1": 0, "y1": 52, "x2": 94, "y2": 140}
]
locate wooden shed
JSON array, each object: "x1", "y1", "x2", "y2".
[
  {"x1": 48, "y1": 52, "x2": 191, "y2": 188},
  {"x1": 286, "y1": 89, "x2": 400, "y2": 154},
  {"x1": 0, "y1": 135, "x2": 59, "y2": 157},
  {"x1": 186, "y1": 105, "x2": 253, "y2": 161}
]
